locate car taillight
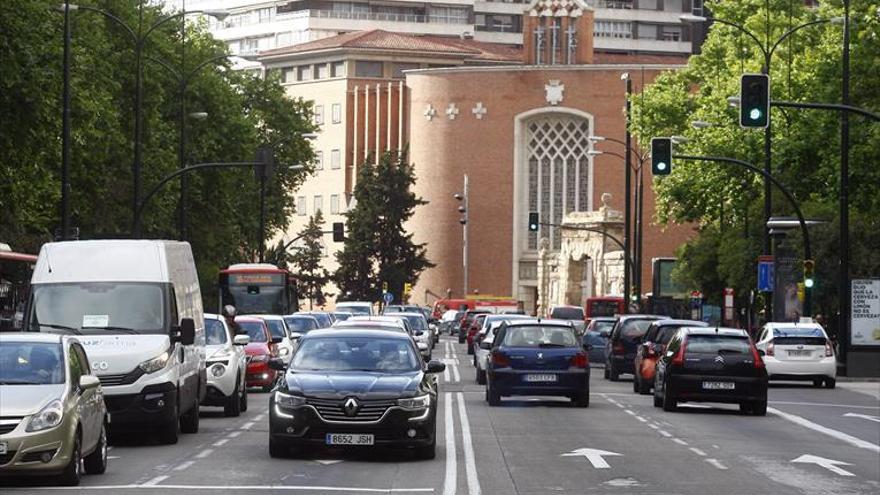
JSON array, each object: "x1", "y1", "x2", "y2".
[
  {"x1": 671, "y1": 340, "x2": 687, "y2": 367},
  {"x1": 750, "y1": 344, "x2": 765, "y2": 369},
  {"x1": 491, "y1": 351, "x2": 510, "y2": 367},
  {"x1": 612, "y1": 342, "x2": 625, "y2": 355},
  {"x1": 766, "y1": 342, "x2": 775, "y2": 357},
  {"x1": 570, "y1": 352, "x2": 588, "y2": 368},
  {"x1": 825, "y1": 341, "x2": 834, "y2": 357}
]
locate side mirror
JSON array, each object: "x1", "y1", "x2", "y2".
[
  {"x1": 479, "y1": 341, "x2": 492, "y2": 350},
  {"x1": 233, "y1": 334, "x2": 250, "y2": 346},
  {"x1": 268, "y1": 357, "x2": 286, "y2": 371},
  {"x1": 415, "y1": 330, "x2": 424, "y2": 336},
  {"x1": 176, "y1": 318, "x2": 195, "y2": 345},
  {"x1": 757, "y1": 349, "x2": 766, "y2": 357},
  {"x1": 426, "y1": 360, "x2": 446, "y2": 373},
  {"x1": 271, "y1": 336, "x2": 283, "y2": 344},
  {"x1": 290, "y1": 331, "x2": 303, "y2": 340},
  {"x1": 79, "y1": 374, "x2": 101, "y2": 389}
]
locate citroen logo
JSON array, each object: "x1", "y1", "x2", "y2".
[
  {"x1": 92, "y1": 361, "x2": 109, "y2": 371},
  {"x1": 343, "y1": 398, "x2": 359, "y2": 417},
  {"x1": 714, "y1": 355, "x2": 725, "y2": 364}
]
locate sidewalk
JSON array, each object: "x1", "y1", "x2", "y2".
[{"x1": 837, "y1": 381, "x2": 880, "y2": 401}]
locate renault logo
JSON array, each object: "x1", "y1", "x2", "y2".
[
  {"x1": 343, "y1": 398, "x2": 359, "y2": 417},
  {"x1": 92, "y1": 361, "x2": 109, "y2": 371}
]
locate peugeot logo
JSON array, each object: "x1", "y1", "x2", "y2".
[
  {"x1": 343, "y1": 398, "x2": 359, "y2": 417},
  {"x1": 92, "y1": 361, "x2": 109, "y2": 371},
  {"x1": 714, "y1": 355, "x2": 725, "y2": 364},
  {"x1": 537, "y1": 352, "x2": 544, "y2": 360}
]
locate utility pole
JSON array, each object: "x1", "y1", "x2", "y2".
[
  {"x1": 623, "y1": 75, "x2": 632, "y2": 312},
  {"x1": 838, "y1": 0, "x2": 851, "y2": 372}
]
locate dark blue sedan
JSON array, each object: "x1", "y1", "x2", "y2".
[{"x1": 485, "y1": 320, "x2": 590, "y2": 407}]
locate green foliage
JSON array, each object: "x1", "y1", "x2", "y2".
[
  {"x1": 335, "y1": 152, "x2": 434, "y2": 303},
  {"x1": 632, "y1": 0, "x2": 880, "y2": 317},
  {"x1": 0, "y1": 0, "x2": 315, "y2": 311},
  {"x1": 288, "y1": 211, "x2": 333, "y2": 309}
]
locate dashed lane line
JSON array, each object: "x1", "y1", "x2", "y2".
[
  {"x1": 242, "y1": 422, "x2": 255, "y2": 430},
  {"x1": 174, "y1": 461, "x2": 195, "y2": 471},
  {"x1": 689, "y1": 448, "x2": 707, "y2": 457},
  {"x1": 658, "y1": 430, "x2": 672, "y2": 438},
  {"x1": 196, "y1": 448, "x2": 214, "y2": 459},
  {"x1": 142, "y1": 475, "x2": 170, "y2": 486},
  {"x1": 213, "y1": 439, "x2": 228, "y2": 447},
  {"x1": 228, "y1": 431, "x2": 242, "y2": 438},
  {"x1": 706, "y1": 459, "x2": 728, "y2": 470},
  {"x1": 672, "y1": 438, "x2": 688, "y2": 446}
]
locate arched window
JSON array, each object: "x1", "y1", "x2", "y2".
[{"x1": 526, "y1": 115, "x2": 591, "y2": 251}]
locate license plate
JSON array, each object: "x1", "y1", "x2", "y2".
[
  {"x1": 524, "y1": 374, "x2": 557, "y2": 382},
  {"x1": 788, "y1": 350, "x2": 811, "y2": 357},
  {"x1": 0, "y1": 442, "x2": 7, "y2": 455},
  {"x1": 325, "y1": 433, "x2": 374, "y2": 446},
  {"x1": 702, "y1": 381, "x2": 735, "y2": 390}
]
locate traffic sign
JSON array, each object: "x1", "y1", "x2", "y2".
[
  {"x1": 383, "y1": 292, "x2": 393, "y2": 304},
  {"x1": 758, "y1": 256, "x2": 775, "y2": 292}
]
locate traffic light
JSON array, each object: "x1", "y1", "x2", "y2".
[
  {"x1": 803, "y1": 259, "x2": 815, "y2": 288},
  {"x1": 255, "y1": 144, "x2": 274, "y2": 180},
  {"x1": 528, "y1": 212, "x2": 539, "y2": 232},
  {"x1": 651, "y1": 137, "x2": 672, "y2": 176},
  {"x1": 740, "y1": 74, "x2": 770, "y2": 129},
  {"x1": 332, "y1": 222, "x2": 344, "y2": 242}
]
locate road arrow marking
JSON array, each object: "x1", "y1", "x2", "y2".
[
  {"x1": 560, "y1": 448, "x2": 623, "y2": 469},
  {"x1": 791, "y1": 454, "x2": 855, "y2": 476},
  {"x1": 843, "y1": 412, "x2": 880, "y2": 423},
  {"x1": 315, "y1": 459, "x2": 343, "y2": 465}
]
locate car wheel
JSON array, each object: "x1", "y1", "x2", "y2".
[
  {"x1": 813, "y1": 379, "x2": 824, "y2": 388},
  {"x1": 487, "y1": 384, "x2": 501, "y2": 406},
  {"x1": 632, "y1": 377, "x2": 640, "y2": 393},
  {"x1": 662, "y1": 384, "x2": 677, "y2": 412},
  {"x1": 609, "y1": 362, "x2": 620, "y2": 382},
  {"x1": 752, "y1": 400, "x2": 768, "y2": 416},
  {"x1": 159, "y1": 404, "x2": 180, "y2": 445},
  {"x1": 637, "y1": 376, "x2": 651, "y2": 395},
  {"x1": 83, "y1": 422, "x2": 108, "y2": 475},
  {"x1": 240, "y1": 377, "x2": 249, "y2": 412},
  {"x1": 225, "y1": 378, "x2": 242, "y2": 417},
  {"x1": 415, "y1": 424, "x2": 437, "y2": 460},
  {"x1": 604, "y1": 366, "x2": 610, "y2": 379},
  {"x1": 653, "y1": 392, "x2": 663, "y2": 408},
  {"x1": 180, "y1": 396, "x2": 200, "y2": 434},
  {"x1": 269, "y1": 436, "x2": 289, "y2": 458},
  {"x1": 825, "y1": 378, "x2": 836, "y2": 389},
  {"x1": 476, "y1": 368, "x2": 486, "y2": 385},
  {"x1": 59, "y1": 432, "x2": 82, "y2": 486},
  {"x1": 572, "y1": 392, "x2": 590, "y2": 408},
  {"x1": 458, "y1": 334, "x2": 466, "y2": 344}
]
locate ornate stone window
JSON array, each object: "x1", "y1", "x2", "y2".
[{"x1": 526, "y1": 115, "x2": 592, "y2": 251}]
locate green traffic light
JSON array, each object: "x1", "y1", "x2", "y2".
[
  {"x1": 657, "y1": 162, "x2": 667, "y2": 171},
  {"x1": 805, "y1": 278, "x2": 815, "y2": 288},
  {"x1": 750, "y1": 108, "x2": 762, "y2": 120}
]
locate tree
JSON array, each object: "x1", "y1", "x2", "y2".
[
  {"x1": 335, "y1": 151, "x2": 434, "y2": 303},
  {"x1": 289, "y1": 211, "x2": 333, "y2": 309}
]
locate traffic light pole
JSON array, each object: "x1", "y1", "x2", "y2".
[
  {"x1": 675, "y1": 154, "x2": 812, "y2": 317},
  {"x1": 623, "y1": 77, "x2": 633, "y2": 312}
]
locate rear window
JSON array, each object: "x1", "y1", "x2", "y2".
[
  {"x1": 591, "y1": 320, "x2": 614, "y2": 333},
  {"x1": 551, "y1": 307, "x2": 585, "y2": 320},
  {"x1": 285, "y1": 317, "x2": 317, "y2": 333},
  {"x1": 772, "y1": 327, "x2": 827, "y2": 346},
  {"x1": 686, "y1": 335, "x2": 751, "y2": 354},
  {"x1": 620, "y1": 319, "x2": 656, "y2": 338},
  {"x1": 502, "y1": 326, "x2": 578, "y2": 347}
]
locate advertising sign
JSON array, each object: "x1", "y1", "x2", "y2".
[{"x1": 851, "y1": 279, "x2": 880, "y2": 347}]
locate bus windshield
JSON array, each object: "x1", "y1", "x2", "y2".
[{"x1": 219, "y1": 267, "x2": 295, "y2": 315}]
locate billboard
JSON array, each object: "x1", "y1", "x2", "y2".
[{"x1": 851, "y1": 279, "x2": 880, "y2": 347}]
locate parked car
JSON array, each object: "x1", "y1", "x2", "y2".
[
  {"x1": 27, "y1": 240, "x2": 204, "y2": 445},
  {"x1": 283, "y1": 314, "x2": 321, "y2": 342},
  {"x1": 653, "y1": 327, "x2": 768, "y2": 415},
  {"x1": 548, "y1": 305, "x2": 586, "y2": 334},
  {"x1": 334, "y1": 301, "x2": 373, "y2": 316},
  {"x1": 485, "y1": 320, "x2": 590, "y2": 407},
  {"x1": 754, "y1": 322, "x2": 836, "y2": 388},
  {"x1": 439, "y1": 310, "x2": 461, "y2": 336},
  {"x1": 0, "y1": 333, "x2": 107, "y2": 485},
  {"x1": 605, "y1": 315, "x2": 668, "y2": 381},
  {"x1": 257, "y1": 315, "x2": 295, "y2": 365},
  {"x1": 458, "y1": 310, "x2": 491, "y2": 344},
  {"x1": 633, "y1": 319, "x2": 707, "y2": 395},
  {"x1": 465, "y1": 313, "x2": 491, "y2": 352},
  {"x1": 202, "y1": 314, "x2": 250, "y2": 416},
  {"x1": 267, "y1": 329, "x2": 445, "y2": 459},
  {"x1": 472, "y1": 314, "x2": 533, "y2": 366},
  {"x1": 236, "y1": 316, "x2": 279, "y2": 391},
  {"x1": 474, "y1": 315, "x2": 534, "y2": 384}
]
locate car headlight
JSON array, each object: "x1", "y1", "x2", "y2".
[
  {"x1": 250, "y1": 354, "x2": 269, "y2": 363},
  {"x1": 397, "y1": 394, "x2": 430, "y2": 410},
  {"x1": 26, "y1": 399, "x2": 64, "y2": 432},
  {"x1": 278, "y1": 347, "x2": 290, "y2": 356},
  {"x1": 275, "y1": 391, "x2": 307, "y2": 409},
  {"x1": 210, "y1": 363, "x2": 226, "y2": 377},
  {"x1": 139, "y1": 350, "x2": 171, "y2": 374}
]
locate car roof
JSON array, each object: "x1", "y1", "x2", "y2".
[
  {"x1": 618, "y1": 314, "x2": 669, "y2": 321},
  {"x1": 285, "y1": 314, "x2": 319, "y2": 319},
  {"x1": 256, "y1": 314, "x2": 284, "y2": 320},
  {"x1": 590, "y1": 316, "x2": 617, "y2": 322},
  {"x1": 680, "y1": 326, "x2": 749, "y2": 337},
  {"x1": 651, "y1": 319, "x2": 708, "y2": 328},
  {"x1": 763, "y1": 322, "x2": 824, "y2": 329},
  {"x1": 0, "y1": 332, "x2": 65, "y2": 344},
  {"x1": 235, "y1": 316, "x2": 265, "y2": 323},
  {"x1": 334, "y1": 321, "x2": 404, "y2": 330},
  {"x1": 396, "y1": 312, "x2": 427, "y2": 318},
  {"x1": 332, "y1": 311, "x2": 353, "y2": 315},
  {"x1": 205, "y1": 313, "x2": 220, "y2": 320},
  {"x1": 304, "y1": 328, "x2": 412, "y2": 340},
  {"x1": 503, "y1": 319, "x2": 575, "y2": 328}
]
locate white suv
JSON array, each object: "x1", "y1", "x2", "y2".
[
  {"x1": 754, "y1": 322, "x2": 837, "y2": 388},
  {"x1": 202, "y1": 314, "x2": 250, "y2": 416}
]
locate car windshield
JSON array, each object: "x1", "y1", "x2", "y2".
[
  {"x1": 292, "y1": 337, "x2": 420, "y2": 372},
  {"x1": 384, "y1": 306, "x2": 404, "y2": 313},
  {"x1": 29, "y1": 282, "x2": 166, "y2": 335},
  {"x1": 285, "y1": 317, "x2": 318, "y2": 332},
  {"x1": 621, "y1": 319, "x2": 656, "y2": 339},
  {"x1": 306, "y1": 313, "x2": 332, "y2": 328},
  {"x1": 551, "y1": 307, "x2": 584, "y2": 320},
  {"x1": 205, "y1": 319, "x2": 228, "y2": 345},
  {"x1": 0, "y1": 342, "x2": 65, "y2": 385},
  {"x1": 238, "y1": 321, "x2": 268, "y2": 342},
  {"x1": 332, "y1": 313, "x2": 352, "y2": 321},
  {"x1": 263, "y1": 319, "x2": 287, "y2": 339},
  {"x1": 686, "y1": 335, "x2": 752, "y2": 354},
  {"x1": 592, "y1": 320, "x2": 614, "y2": 333},
  {"x1": 502, "y1": 326, "x2": 578, "y2": 347}
]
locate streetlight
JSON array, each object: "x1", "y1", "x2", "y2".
[{"x1": 453, "y1": 177, "x2": 469, "y2": 297}]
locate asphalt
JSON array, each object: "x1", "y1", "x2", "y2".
[{"x1": 3, "y1": 336, "x2": 878, "y2": 494}]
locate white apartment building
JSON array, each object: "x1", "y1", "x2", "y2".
[{"x1": 174, "y1": 0, "x2": 705, "y2": 60}]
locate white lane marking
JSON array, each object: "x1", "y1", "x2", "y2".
[
  {"x1": 843, "y1": 412, "x2": 880, "y2": 423},
  {"x1": 213, "y1": 439, "x2": 228, "y2": 447},
  {"x1": 706, "y1": 459, "x2": 728, "y2": 470},
  {"x1": 456, "y1": 392, "x2": 481, "y2": 495},
  {"x1": 768, "y1": 407, "x2": 880, "y2": 453},
  {"x1": 228, "y1": 431, "x2": 242, "y2": 438},
  {"x1": 672, "y1": 438, "x2": 688, "y2": 446},
  {"x1": 254, "y1": 414, "x2": 266, "y2": 421},
  {"x1": 451, "y1": 364, "x2": 461, "y2": 383},
  {"x1": 143, "y1": 475, "x2": 169, "y2": 486},
  {"x1": 196, "y1": 448, "x2": 214, "y2": 459},
  {"x1": 442, "y1": 392, "x2": 457, "y2": 495},
  {"x1": 623, "y1": 409, "x2": 636, "y2": 416},
  {"x1": 791, "y1": 454, "x2": 856, "y2": 477},
  {"x1": 315, "y1": 459, "x2": 344, "y2": 466},
  {"x1": 635, "y1": 416, "x2": 648, "y2": 423},
  {"x1": 560, "y1": 448, "x2": 623, "y2": 469},
  {"x1": 614, "y1": 403, "x2": 625, "y2": 408},
  {"x1": 689, "y1": 448, "x2": 707, "y2": 457},
  {"x1": 648, "y1": 424, "x2": 659, "y2": 430},
  {"x1": 443, "y1": 366, "x2": 451, "y2": 383},
  {"x1": 772, "y1": 401, "x2": 879, "y2": 410},
  {"x1": 108, "y1": 456, "x2": 121, "y2": 460},
  {"x1": 27, "y1": 485, "x2": 436, "y2": 492},
  {"x1": 242, "y1": 422, "x2": 255, "y2": 430},
  {"x1": 174, "y1": 461, "x2": 195, "y2": 471},
  {"x1": 658, "y1": 430, "x2": 672, "y2": 438}
]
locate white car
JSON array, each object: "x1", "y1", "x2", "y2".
[
  {"x1": 202, "y1": 314, "x2": 249, "y2": 416},
  {"x1": 474, "y1": 316, "x2": 534, "y2": 384},
  {"x1": 335, "y1": 301, "x2": 374, "y2": 316},
  {"x1": 754, "y1": 322, "x2": 837, "y2": 388},
  {"x1": 257, "y1": 315, "x2": 295, "y2": 365},
  {"x1": 344, "y1": 316, "x2": 430, "y2": 358}
]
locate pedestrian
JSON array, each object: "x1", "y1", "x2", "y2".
[{"x1": 223, "y1": 305, "x2": 244, "y2": 335}]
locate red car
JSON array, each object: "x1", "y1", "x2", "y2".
[
  {"x1": 458, "y1": 310, "x2": 491, "y2": 344},
  {"x1": 633, "y1": 319, "x2": 707, "y2": 395},
  {"x1": 235, "y1": 316, "x2": 279, "y2": 391},
  {"x1": 466, "y1": 313, "x2": 490, "y2": 355}
]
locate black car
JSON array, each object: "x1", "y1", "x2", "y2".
[
  {"x1": 653, "y1": 327, "x2": 768, "y2": 415},
  {"x1": 267, "y1": 329, "x2": 445, "y2": 459},
  {"x1": 604, "y1": 315, "x2": 667, "y2": 381}
]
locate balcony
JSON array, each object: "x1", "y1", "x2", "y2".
[{"x1": 304, "y1": 9, "x2": 469, "y2": 25}]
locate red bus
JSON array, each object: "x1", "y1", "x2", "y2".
[
  {"x1": 218, "y1": 263, "x2": 299, "y2": 315},
  {"x1": 584, "y1": 297, "x2": 624, "y2": 320},
  {"x1": 0, "y1": 245, "x2": 38, "y2": 331}
]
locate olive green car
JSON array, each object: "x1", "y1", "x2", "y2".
[{"x1": 0, "y1": 333, "x2": 108, "y2": 485}]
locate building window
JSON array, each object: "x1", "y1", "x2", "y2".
[
  {"x1": 282, "y1": 67, "x2": 295, "y2": 83},
  {"x1": 297, "y1": 65, "x2": 312, "y2": 81},
  {"x1": 330, "y1": 194, "x2": 340, "y2": 214},
  {"x1": 332, "y1": 103, "x2": 342, "y2": 124},
  {"x1": 314, "y1": 195, "x2": 323, "y2": 213},
  {"x1": 354, "y1": 61, "x2": 383, "y2": 78},
  {"x1": 331, "y1": 61, "x2": 346, "y2": 77},
  {"x1": 692, "y1": 0, "x2": 704, "y2": 16},
  {"x1": 314, "y1": 63, "x2": 328, "y2": 80},
  {"x1": 594, "y1": 21, "x2": 633, "y2": 39},
  {"x1": 297, "y1": 196, "x2": 306, "y2": 216},
  {"x1": 314, "y1": 151, "x2": 323, "y2": 170},
  {"x1": 257, "y1": 7, "x2": 272, "y2": 23},
  {"x1": 428, "y1": 6, "x2": 468, "y2": 24},
  {"x1": 392, "y1": 62, "x2": 420, "y2": 78},
  {"x1": 525, "y1": 116, "x2": 592, "y2": 251},
  {"x1": 660, "y1": 25, "x2": 683, "y2": 41},
  {"x1": 314, "y1": 104, "x2": 324, "y2": 125},
  {"x1": 330, "y1": 149, "x2": 341, "y2": 169}
]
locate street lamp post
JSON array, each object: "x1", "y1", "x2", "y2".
[
  {"x1": 623, "y1": 74, "x2": 632, "y2": 312},
  {"x1": 59, "y1": 1, "x2": 73, "y2": 241},
  {"x1": 454, "y1": 175, "x2": 469, "y2": 297}
]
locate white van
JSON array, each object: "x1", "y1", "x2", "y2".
[
  {"x1": 335, "y1": 301, "x2": 373, "y2": 316},
  {"x1": 25, "y1": 240, "x2": 206, "y2": 444}
]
